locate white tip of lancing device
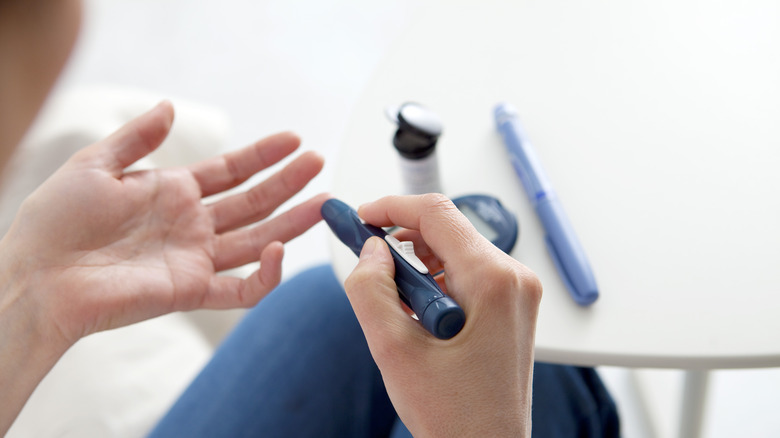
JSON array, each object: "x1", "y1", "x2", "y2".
[{"x1": 384, "y1": 235, "x2": 429, "y2": 274}]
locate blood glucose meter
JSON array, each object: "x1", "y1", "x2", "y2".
[{"x1": 452, "y1": 194, "x2": 518, "y2": 254}]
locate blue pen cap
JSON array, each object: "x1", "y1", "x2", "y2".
[
  {"x1": 421, "y1": 297, "x2": 466, "y2": 339},
  {"x1": 494, "y1": 102, "x2": 519, "y2": 127}
]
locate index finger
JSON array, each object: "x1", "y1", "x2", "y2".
[
  {"x1": 189, "y1": 131, "x2": 301, "y2": 197},
  {"x1": 357, "y1": 194, "x2": 495, "y2": 267}
]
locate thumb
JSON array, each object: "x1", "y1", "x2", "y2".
[
  {"x1": 87, "y1": 100, "x2": 175, "y2": 176},
  {"x1": 344, "y1": 236, "x2": 409, "y2": 342}
]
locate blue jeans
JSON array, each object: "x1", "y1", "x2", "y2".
[{"x1": 149, "y1": 265, "x2": 619, "y2": 437}]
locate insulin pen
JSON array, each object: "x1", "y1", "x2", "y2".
[
  {"x1": 322, "y1": 198, "x2": 465, "y2": 339},
  {"x1": 494, "y1": 103, "x2": 599, "y2": 306}
]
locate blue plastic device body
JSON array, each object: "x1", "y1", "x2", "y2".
[
  {"x1": 322, "y1": 198, "x2": 465, "y2": 339},
  {"x1": 494, "y1": 103, "x2": 599, "y2": 306}
]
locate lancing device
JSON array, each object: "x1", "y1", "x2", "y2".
[{"x1": 322, "y1": 198, "x2": 465, "y2": 339}]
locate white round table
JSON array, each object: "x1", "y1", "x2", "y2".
[{"x1": 328, "y1": 1, "x2": 780, "y2": 436}]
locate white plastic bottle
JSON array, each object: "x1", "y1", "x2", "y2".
[{"x1": 387, "y1": 103, "x2": 443, "y2": 195}]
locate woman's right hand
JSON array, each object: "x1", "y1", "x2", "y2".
[{"x1": 344, "y1": 194, "x2": 543, "y2": 438}]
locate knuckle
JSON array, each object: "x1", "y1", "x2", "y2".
[
  {"x1": 481, "y1": 256, "x2": 543, "y2": 307},
  {"x1": 519, "y1": 269, "x2": 544, "y2": 305},
  {"x1": 246, "y1": 184, "x2": 273, "y2": 217},
  {"x1": 418, "y1": 193, "x2": 465, "y2": 230},
  {"x1": 223, "y1": 155, "x2": 244, "y2": 186},
  {"x1": 420, "y1": 193, "x2": 456, "y2": 213}
]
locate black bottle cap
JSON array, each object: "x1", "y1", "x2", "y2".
[{"x1": 388, "y1": 103, "x2": 443, "y2": 160}]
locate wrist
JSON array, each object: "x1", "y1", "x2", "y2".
[
  {"x1": 0, "y1": 231, "x2": 72, "y2": 345},
  {"x1": 0, "y1": 240, "x2": 70, "y2": 434}
]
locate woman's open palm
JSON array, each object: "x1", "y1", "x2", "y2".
[{"x1": 0, "y1": 102, "x2": 327, "y2": 345}]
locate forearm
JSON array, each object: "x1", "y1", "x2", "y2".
[{"x1": 0, "y1": 247, "x2": 69, "y2": 435}]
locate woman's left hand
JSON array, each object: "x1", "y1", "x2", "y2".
[{"x1": 0, "y1": 101, "x2": 327, "y2": 347}]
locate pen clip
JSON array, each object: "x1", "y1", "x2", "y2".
[{"x1": 544, "y1": 235, "x2": 598, "y2": 306}]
